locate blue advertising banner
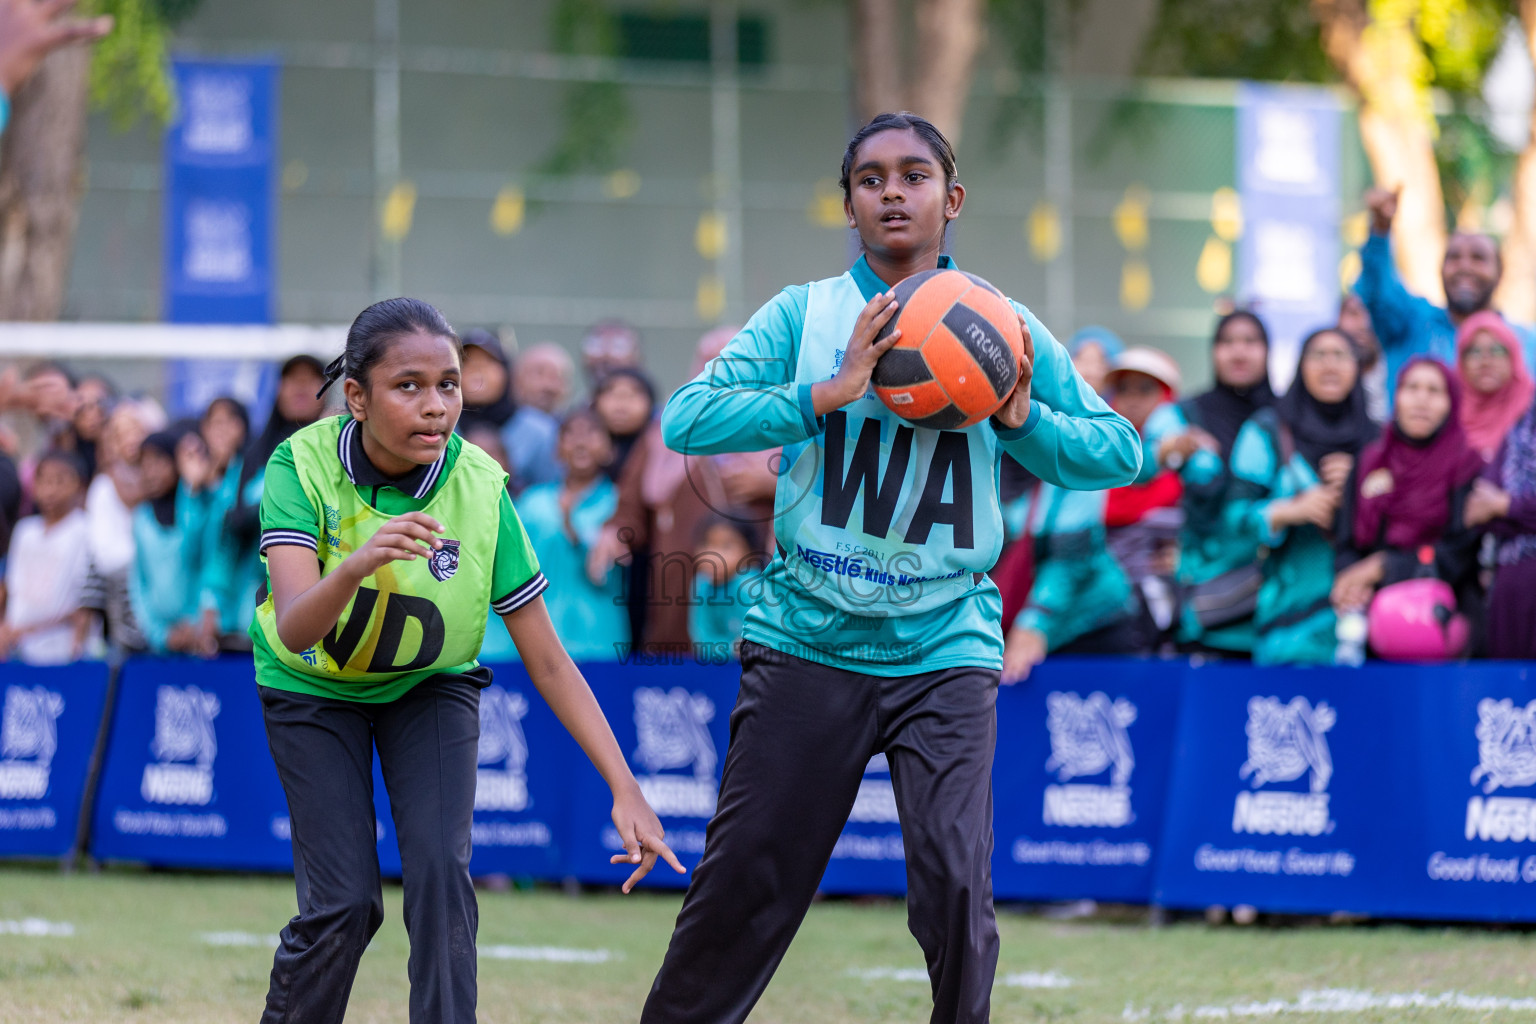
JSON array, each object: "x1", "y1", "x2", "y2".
[
  {"x1": 1154, "y1": 662, "x2": 1406, "y2": 915},
  {"x1": 1236, "y1": 83, "x2": 1342, "y2": 391},
  {"x1": 1379, "y1": 662, "x2": 1536, "y2": 921},
  {"x1": 0, "y1": 663, "x2": 110, "y2": 858},
  {"x1": 562, "y1": 662, "x2": 736, "y2": 888},
  {"x1": 162, "y1": 57, "x2": 280, "y2": 419},
  {"x1": 992, "y1": 658, "x2": 1182, "y2": 903},
  {"x1": 91, "y1": 658, "x2": 294, "y2": 870}
]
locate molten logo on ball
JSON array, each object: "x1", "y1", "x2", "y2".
[{"x1": 871, "y1": 268, "x2": 1025, "y2": 429}]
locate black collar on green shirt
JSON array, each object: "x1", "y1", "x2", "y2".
[
  {"x1": 336, "y1": 417, "x2": 445, "y2": 499},
  {"x1": 849, "y1": 252, "x2": 957, "y2": 303}
]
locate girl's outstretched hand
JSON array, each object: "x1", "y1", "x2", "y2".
[
  {"x1": 991, "y1": 310, "x2": 1036, "y2": 430},
  {"x1": 812, "y1": 289, "x2": 901, "y2": 415},
  {"x1": 608, "y1": 786, "x2": 686, "y2": 893},
  {"x1": 344, "y1": 511, "x2": 444, "y2": 580}
]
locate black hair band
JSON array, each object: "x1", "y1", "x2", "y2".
[{"x1": 316, "y1": 354, "x2": 346, "y2": 399}]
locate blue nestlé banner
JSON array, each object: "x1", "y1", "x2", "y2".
[
  {"x1": 1236, "y1": 82, "x2": 1341, "y2": 391},
  {"x1": 1385, "y1": 662, "x2": 1536, "y2": 921},
  {"x1": 0, "y1": 662, "x2": 110, "y2": 858},
  {"x1": 91, "y1": 658, "x2": 295, "y2": 870},
  {"x1": 162, "y1": 57, "x2": 280, "y2": 419},
  {"x1": 563, "y1": 662, "x2": 736, "y2": 887},
  {"x1": 992, "y1": 658, "x2": 1181, "y2": 903},
  {"x1": 1155, "y1": 662, "x2": 1408, "y2": 915}
]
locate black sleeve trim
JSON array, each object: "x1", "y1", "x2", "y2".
[
  {"x1": 260, "y1": 529, "x2": 319, "y2": 555},
  {"x1": 492, "y1": 572, "x2": 549, "y2": 615}
]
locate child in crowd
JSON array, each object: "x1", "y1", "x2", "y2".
[
  {"x1": 196, "y1": 397, "x2": 252, "y2": 644},
  {"x1": 514, "y1": 410, "x2": 626, "y2": 662},
  {"x1": 0, "y1": 451, "x2": 94, "y2": 664},
  {"x1": 128, "y1": 429, "x2": 213, "y2": 656},
  {"x1": 689, "y1": 514, "x2": 762, "y2": 657}
]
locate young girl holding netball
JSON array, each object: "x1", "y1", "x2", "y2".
[
  {"x1": 641, "y1": 112, "x2": 1141, "y2": 1023},
  {"x1": 251, "y1": 298, "x2": 681, "y2": 1024}
]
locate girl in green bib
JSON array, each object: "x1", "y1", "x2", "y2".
[{"x1": 251, "y1": 298, "x2": 681, "y2": 1024}]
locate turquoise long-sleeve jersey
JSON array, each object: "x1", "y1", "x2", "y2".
[{"x1": 660, "y1": 254, "x2": 1141, "y2": 675}]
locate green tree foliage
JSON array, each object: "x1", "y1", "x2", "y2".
[
  {"x1": 84, "y1": 0, "x2": 203, "y2": 130},
  {"x1": 536, "y1": 0, "x2": 632, "y2": 177},
  {"x1": 1140, "y1": 0, "x2": 1518, "y2": 222}
]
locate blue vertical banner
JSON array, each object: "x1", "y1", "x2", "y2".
[
  {"x1": 1236, "y1": 83, "x2": 1341, "y2": 391},
  {"x1": 162, "y1": 57, "x2": 280, "y2": 418},
  {"x1": 0, "y1": 663, "x2": 110, "y2": 859}
]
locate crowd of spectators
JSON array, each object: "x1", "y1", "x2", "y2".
[
  {"x1": 4, "y1": 185, "x2": 1536, "y2": 671},
  {"x1": 1001, "y1": 186, "x2": 1536, "y2": 679}
]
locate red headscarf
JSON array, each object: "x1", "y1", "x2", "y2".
[
  {"x1": 1352, "y1": 357, "x2": 1484, "y2": 551},
  {"x1": 1455, "y1": 310, "x2": 1535, "y2": 460}
]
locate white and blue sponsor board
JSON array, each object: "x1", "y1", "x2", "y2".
[
  {"x1": 0, "y1": 663, "x2": 110, "y2": 858},
  {"x1": 992, "y1": 658, "x2": 1181, "y2": 903}
]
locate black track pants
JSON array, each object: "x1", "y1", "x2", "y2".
[
  {"x1": 257, "y1": 674, "x2": 482, "y2": 1024},
  {"x1": 641, "y1": 640, "x2": 1000, "y2": 1024}
]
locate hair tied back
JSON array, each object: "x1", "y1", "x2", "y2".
[{"x1": 316, "y1": 354, "x2": 346, "y2": 399}]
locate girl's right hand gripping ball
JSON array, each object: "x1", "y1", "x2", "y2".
[{"x1": 871, "y1": 268, "x2": 1026, "y2": 429}]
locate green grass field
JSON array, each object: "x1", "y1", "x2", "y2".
[{"x1": 3, "y1": 865, "x2": 1536, "y2": 1023}]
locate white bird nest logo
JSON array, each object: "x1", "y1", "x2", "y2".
[
  {"x1": 0, "y1": 686, "x2": 64, "y2": 767},
  {"x1": 633, "y1": 688, "x2": 717, "y2": 780},
  {"x1": 477, "y1": 686, "x2": 529, "y2": 771},
  {"x1": 1240, "y1": 695, "x2": 1334, "y2": 793},
  {"x1": 1044, "y1": 691, "x2": 1137, "y2": 786},
  {"x1": 151, "y1": 686, "x2": 220, "y2": 769},
  {"x1": 1471, "y1": 698, "x2": 1536, "y2": 794}
]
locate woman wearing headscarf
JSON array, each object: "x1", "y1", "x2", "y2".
[
  {"x1": 1454, "y1": 311, "x2": 1534, "y2": 461},
  {"x1": 590, "y1": 328, "x2": 778, "y2": 654},
  {"x1": 1333, "y1": 358, "x2": 1486, "y2": 635},
  {"x1": 1140, "y1": 310, "x2": 1277, "y2": 656},
  {"x1": 1227, "y1": 328, "x2": 1378, "y2": 665},
  {"x1": 1464, "y1": 398, "x2": 1536, "y2": 658},
  {"x1": 455, "y1": 329, "x2": 518, "y2": 434}
]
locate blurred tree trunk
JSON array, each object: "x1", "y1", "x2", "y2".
[
  {"x1": 1498, "y1": 0, "x2": 1536, "y2": 323},
  {"x1": 1314, "y1": 0, "x2": 1447, "y2": 301},
  {"x1": 0, "y1": 45, "x2": 92, "y2": 320},
  {"x1": 852, "y1": 0, "x2": 984, "y2": 144}
]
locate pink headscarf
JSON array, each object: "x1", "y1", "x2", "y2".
[
  {"x1": 1353, "y1": 358, "x2": 1484, "y2": 551},
  {"x1": 1455, "y1": 310, "x2": 1535, "y2": 460}
]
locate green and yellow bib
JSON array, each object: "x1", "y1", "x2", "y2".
[{"x1": 252, "y1": 417, "x2": 504, "y2": 702}]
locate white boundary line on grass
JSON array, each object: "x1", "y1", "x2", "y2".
[
  {"x1": 1122, "y1": 988, "x2": 1536, "y2": 1020},
  {"x1": 479, "y1": 945, "x2": 622, "y2": 963},
  {"x1": 0, "y1": 918, "x2": 72, "y2": 937},
  {"x1": 846, "y1": 967, "x2": 1073, "y2": 989},
  {"x1": 201, "y1": 932, "x2": 279, "y2": 947}
]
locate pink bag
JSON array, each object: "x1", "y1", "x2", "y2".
[{"x1": 1368, "y1": 576, "x2": 1470, "y2": 662}]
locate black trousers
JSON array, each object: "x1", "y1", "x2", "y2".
[
  {"x1": 641, "y1": 641, "x2": 1000, "y2": 1024},
  {"x1": 257, "y1": 674, "x2": 483, "y2": 1024}
]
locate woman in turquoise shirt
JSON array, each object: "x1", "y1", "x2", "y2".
[
  {"x1": 1001, "y1": 482, "x2": 1139, "y2": 682},
  {"x1": 1141, "y1": 310, "x2": 1276, "y2": 656},
  {"x1": 505, "y1": 410, "x2": 626, "y2": 663},
  {"x1": 128, "y1": 430, "x2": 211, "y2": 655},
  {"x1": 1226, "y1": 328, "x2": 1378, "y2": 665}
]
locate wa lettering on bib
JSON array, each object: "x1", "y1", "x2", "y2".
[
  {"x1": 254, "y1": 420, "x2": 501, "y2": 684},
  {"x1": 775, "y1": 273, "x2": 1008, "y2": 617}
]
